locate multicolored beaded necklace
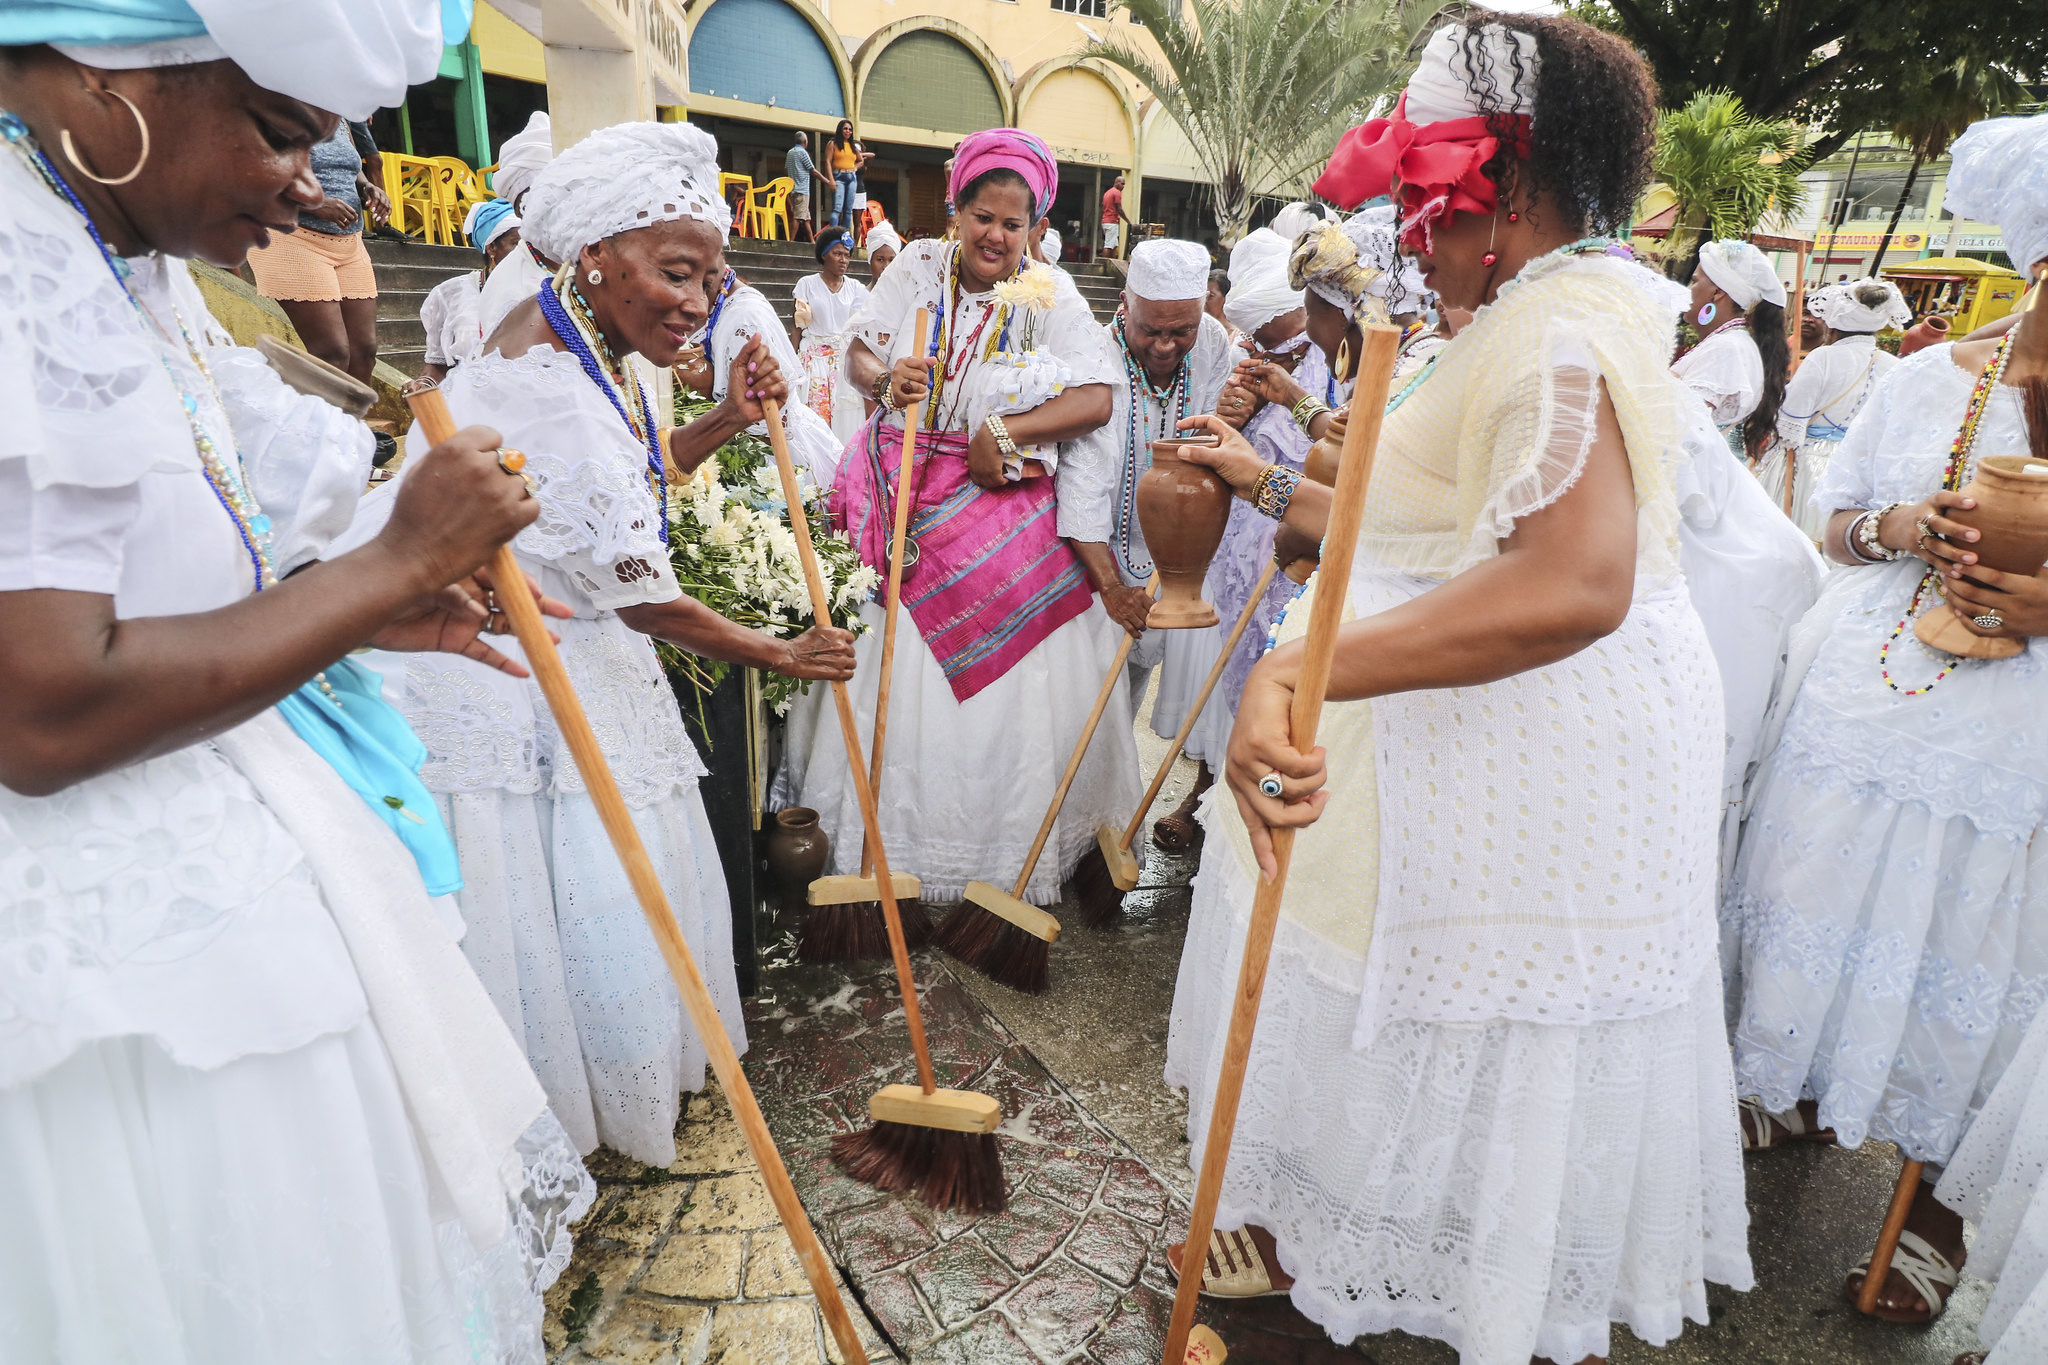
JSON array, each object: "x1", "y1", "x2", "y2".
[
  {"x1": 922, "y1": 243, "x2": 1015, "y2": 429},
  {"x1": 537, "y1": 273, "x2": 669, "y2": 543},
  {"x1": 3, "y1": 112, "x2": 278, "y2": 594},
  {"x1": 1112, "y1": 319, "x2": 1191, "y2": 582},
  {"x1": 1877, "y1": 328, "x2": 2017, "y2": 696}
]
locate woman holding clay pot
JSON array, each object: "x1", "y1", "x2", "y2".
[{"x1": 1159, "y1": 16, "x2": 1747, "y2": 1362}]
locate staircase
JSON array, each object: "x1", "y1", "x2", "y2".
[
  {"x1": 367, "y1": 234, "x2": 476, "y2": 377},
  {"x1": 367, "y1": 234, "x2": 1127, "y2": 377}
]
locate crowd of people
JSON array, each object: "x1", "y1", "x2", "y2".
[{"x1": 7, "y1": 3, "x2": 2048, "y2": 1364}]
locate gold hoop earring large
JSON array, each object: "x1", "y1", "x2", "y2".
[
  {"x1": 1334, "y1": 336, "x2": 1354, "y2": 384},
  {"x1": 61, "y1": 86, "x2": 151, "y2": 187}
]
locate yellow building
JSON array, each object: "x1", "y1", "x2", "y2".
[{"x1": 395, "y1": 0, "x2": 1218, "y2": 258}]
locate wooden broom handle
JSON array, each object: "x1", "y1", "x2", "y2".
[
  {"x1": 1858, "y1": 1157, "x2": 1925, "y2": 1314},
  {"x1": 1118, "y1": 558, "x2": 1279, "y2": 855},
  {"x1": 405, "y1": 390, "x2": 870, "y2": 1365},
  {"x1": 1159, "y1": 323, "x2": 1402, "y2": 1365},
  {"x1": 861, "y1": 308, "x2": 932, "y2": 878},
  {"x1": 1010, "y1": 577, "x2": 1157, "y2": 898},
  {"x1": 760, "y1": 398, "x2": 939, "y2": 1097}
]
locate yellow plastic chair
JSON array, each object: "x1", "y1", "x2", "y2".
[
  {"x1": 746, "y1": 176, "x2": 794, "y2": 241},
  {"x1": 382, "y1": 152, "x2": 441, "y2": 241},
  {"x1": 428, "y1": 157, "x2": 487, "y2": 246},
  {"x1": 719, "y1": 172, "x2": 755, "y2": 235}
]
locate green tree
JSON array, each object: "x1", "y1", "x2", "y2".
[
  {"x1": 1654, "y1": 90, "x2": 1810, "y2": 280},
  {"x1": 1868, "y1": 58, "x2": 2026, "y2": 273},
  {"x1": 1568, "y1": 0, "x2": 2048, "y2": 161},
  {"x1": 1079, "y1": 0, "x2": 1424, "y2": 245}
]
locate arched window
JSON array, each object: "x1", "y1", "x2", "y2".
[
  {"x1": 688, "y1": 0, "x2": 845, "y2": 117},
  {"x1": 862, "y1": 31, "x2": 1003, "y2": 134}
]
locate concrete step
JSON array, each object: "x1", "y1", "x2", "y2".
[
  {"x1": 379, "y1": 316, "x2": 426, "y2": 349},
  {"x1": 366, "y1": 236, "x2": 476, "y2": 271},
  {"x1": 375, "y1": 261, "x2": 472, "y2": 293},
  {"x1": 377, "y1": 289, "x2": 432, "y2": 321},
  {"x1": 381, "y1": 346, "x2": 428, "y2": 375}
]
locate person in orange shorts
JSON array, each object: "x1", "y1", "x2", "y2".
[{"x1": 245, "y1": 118, "x2": 387, "y2": 382}]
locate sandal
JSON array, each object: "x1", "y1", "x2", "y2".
[
  {"x1": 1845, "y1": 1229, "x2": 1961, "y2": 1324},
  {"x1": 1739, "y1": 1098, "x2": 1836, "y2": 1151},
  {"x1": 1166, "y1": 1226, "x2": 1294, "y2": 1299},
  {"x1": 1152, "y1": 808, "x2": 1201, "y2": 853}
]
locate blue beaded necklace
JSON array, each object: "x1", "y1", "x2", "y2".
[
  {"x1": 537, "y1": 275, "x2": 668, "y2": 544},
  {"x1": 3, "y1": 111, "x2": 276, "y2": 590},
  {"x1": 1112, "y1": 320, "x2": 1190, "y2": 583}
]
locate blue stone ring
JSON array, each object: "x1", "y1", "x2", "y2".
[{"x1": 1258, "y1": 772, "x2": 1285, "y2": 799}]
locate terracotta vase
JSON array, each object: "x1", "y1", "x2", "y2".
[
  {"x1": 1137, "y1": 434, "x2": 1232, "y2": 628},
  {"x1": 1898, "y1": 315, "x2": 1951, "y2": 358},
  {"x1": 765, "y1": 807, "x2": 830, "y2": 907},
  {"x1": 675, "y1": 343, "x2": 715, "y2": 397},
  {"x1": 1303, "y1": 407, "x2": 1348, "y2": 487},
  {"x1": 1914, "y1": 455, "x2": 2048, "y2": 660}
]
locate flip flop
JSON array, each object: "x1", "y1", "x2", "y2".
[
  {"x1": 1738, "y1": 1098, "x2": 1836, "y2": 1151},
  {"x1": 1167, "y1": 1227, "x2": 1293, "y2": 1299}
]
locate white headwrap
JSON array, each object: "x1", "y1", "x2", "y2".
[
  {"x1": 520, "y1": 121, "x2": 733, "y2": 264},
  {"x1": 1268, "y1": 201, "x2": 1329, "y2": 244},
  {"x1": 1697, "y1": 239, "x2": 1787, "y2": 310},
  {"x1": 1039, "y1": 227, "x2": 1063, "y2": 263},
  {"x1": 1126, "y1": 239, "x2": 1210, "y2": 301},
  {"x1": 1947, "y1": 114, "x2": 2048, "y2": 276},
  {"x1": 1808, "y1": 278, "x2": 1911, "y2": 333},
  {"x1": 1403, "y1": 21, "x2": 1539, "y2": 125},
  {"x1": 491, "y1": 110, "x2": 553, "y2": 211},
  {"x1": 41, "y1": 0, "x2": 446, "y2": 121},
  {"x1": 1223, "y1": 228, "x2": 1304, "y2": 335},
  {"x1": 866, "y1": 222, "x2": 904, "y2": 257},
  {"x1": 1346, "y1": 206, "x2": 1430, "y2": 313}
]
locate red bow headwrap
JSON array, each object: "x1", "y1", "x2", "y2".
[{"x1": 1312, "y1": 95, "x2": 1531, "y2": 255}]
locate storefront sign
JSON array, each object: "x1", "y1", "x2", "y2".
[
  {"x1": 641, "y1": 0, "x2": 687, "y2": 99},
  {"x1": 1811, "y1": 229, "x2": 1927, "y2": 251},
  {"x1": 1044, "y1": 143, "x2": 1122, "y2": 168}
]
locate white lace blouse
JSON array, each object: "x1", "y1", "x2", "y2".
[
  {"x1": 421, "y1": 269, "x2": 483, "y2": 369},
  {"x1": 1673, "y1": 322, "x2": 1764, "y2": 430},
  {"x1": 793, "y1": 272, "x2": 868, "y2": 339},
  {"x1": 1776, "y1": 333, "x2": 1894, "y2": 445}
]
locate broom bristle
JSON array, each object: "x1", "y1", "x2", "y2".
[
  {"x1": 831, "y1": 1120, "x2": 1007, "y2": 1213},
  {"x1": 931, "y1": 902, "x2": 1051, "y2": 994},
  {"x1": 796, "y1": 898, "x2": 932, "y2": 963},
  {"x1": 1070, "y1": 844, "x2": 1126, "y2": 927}
]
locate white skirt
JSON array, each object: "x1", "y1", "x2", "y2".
[
  {"x1": 1166, "y1": 838, "x2": 1752, "y2": 1365},
  {"x1": 446, "y1": 782, "x2": 746, "y2": 1167},
  {"x1": 776, "y1": 599, "x2": 1143, "y2": 903},
  {"x1": 1751, "y1": 435, "x2": 1834, "y2": 543},
  {"x1": 0, "y1": 1022, "x2": 593, "y2": 1365}
]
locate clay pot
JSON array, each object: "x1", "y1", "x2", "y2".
[
  {"x1": 1898, "y1": 314, "x2": 1951, "y2": 358},
  {"x1": 1303, "y1": 407, "x2": 1348, "y2": 487},
  {"x1": 675, "y1": 343, "x2": 714, "y2": 397},
  {"x1": 1137, "y1": 434, "x2": 1232, "y2": 628},
  {"x1": 1914, "y1": 455, "x2": 2048, "y2": 660},
  {"x1": 765, "y1": 807, "x2": 830, "y2": 907}
]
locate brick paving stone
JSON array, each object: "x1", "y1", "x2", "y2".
[
  {"x1": 844, "y1": 1266, "x2": 937, "y2": 1354},
  {"x1": 1000, "y1": 1091, "x2": 1122, "y2": 1155},
  {"x1": 605, "y1": 1181, "x2": 702, "y2": 1252},
  {"x1": 975, "y1": 1192, "x2": 1082, "y2": 1277},
  {"x1": 1099, "y1": 1157, "x2": 1172, "y2": 1226},
  {"x1": 674, "y1": 1172, "x2": 777, "y2": 1234},
  {"x1": 1023, "y1": 1147, "x2": 1108, "y2": 1212},
  {"x1": 581, "y1": 1298, "x2": 713, "y2": 1364},
  {"x1": 1080, "y1": 1284, "x2": 1177, "y2": 1365},
  {"x1": 783, "y1": 1149, "x2": 886, "y2": 1225},
  {"x1": 1003, "y1": 1255, "x2": 1123, "y2": 1361},
  {"x1": 920, "y1": 1311, "x2": 1048, "y2": 1365},
  {"x1": 742, "y1": 1230, "x2": 811, "y2": 1299},
  {"x1": 706, "y1": 1300, "x2": 823, "y2": 1364},
  {"x1": 831, "y1": 1199, "x2": 940, "y2": 1270},
  {"x1": 639, "y1": 1231, "x2": 745, "y2": 1300},
  {"x1": 1066, "y1": 1207, "x2": 1153, "y2": 1288},
  {"x1": 905, "y1": 1236, "x2": 1019, "y2": 1327}
]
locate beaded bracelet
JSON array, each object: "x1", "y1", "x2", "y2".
[
  {"x1": 1290, "y1": 394, "x2": 1331, "y2": 432},
  {"x1": 1858, "y1": 500, "x2": 1909, "y2": 562},
  {"x1": 986, "y1": 413, "x2": 1019, "y2": 461},
  {"x1": 1252, "y1": 464, "x2": 1302, "y2": 521}
]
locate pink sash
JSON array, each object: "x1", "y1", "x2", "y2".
[{"x1": 831, "y1": 419, "x2": 1093, "y2": 702}]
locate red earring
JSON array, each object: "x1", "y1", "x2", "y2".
[{"x1": 1507, "y1": 211, "x2": 1519, "y2": 223}]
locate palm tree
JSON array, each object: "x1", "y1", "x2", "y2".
[
  {"x1": 1653, "y1": 90, "x2": 1811, "y2": 281},
  {"x1": 1079, "y1": 0, "x2": 1424, "y2": 245},
  {"x1": 1869, "y1": 59, "x2": 2025, "y2": 274}
]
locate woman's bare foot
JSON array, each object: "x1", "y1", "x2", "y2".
[
  {"x1": 1152, "y1": 764, "x2": 1215, "y2": 853},
  {"x1": 1740, "y1": 1097, "x2": 1836, "y2": 1150},
  {"x1": 1166, "y1": 1224, "x2": 1295, "y2": 1297},
  {"x1": 1845, "y1": 1179, "x2": 1967, "y2": 1322}
]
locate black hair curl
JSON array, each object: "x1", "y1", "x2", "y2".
[{"x1": 1457, "y1": 11, "x2": 1658, "y2": 239}]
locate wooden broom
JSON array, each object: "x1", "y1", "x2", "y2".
[
  {"x1": 1158, "y1": 323, "x2": 1401, "y2": 1365},
  {"x1": 1076, "y1": 558, "x2": 1282, "y2": 925},
  {"x1": 800, "y1": 309, "x2": 932, "y2": 961},
  {"x1": 755, "y1": 397, "x2": 1007, "y2": 1213},
  {"x1": 933, "y1": 578, "x2": 1156, "y2": 994},
  {"x1": 406, "y1": 389, "x2": 872, "y2": 1363}
]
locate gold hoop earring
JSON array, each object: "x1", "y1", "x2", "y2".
[
  {"x1": 1334, "y1": 336, "x2": 1353, "y2": 384},
  {"x1": 61, "y1": 86, "x2": 151, "y2": 187}
]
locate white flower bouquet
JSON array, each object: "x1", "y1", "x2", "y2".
[{"x1": 663, "y1": 400, "x2": 878, "y2": 714}]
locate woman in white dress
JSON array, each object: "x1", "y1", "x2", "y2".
[
  {"x1": 692, "y1": 261, "x2": 845, "y2": 488},
  {"x1": 379, "y1": 122, "x2": 857, "y2": 1166},
  {"x1": 476, "y1": 109, "x2": 555, "y2": 339},
  {"x1": 1724, "y1": 111, "x2": 2048, "y2": 1324},
  {"x1": 0, "y1": 10, "x2": 595, "y2": 1360},
  {"x1": 779, "y1": 128, "x2": 1140, "y2": 906},
  {"x1": 1164, "y1": 19, "x2": 1749, "y2": 1362},
  {"x1": 417, "y1": 196, "x2": 522, "y2": 384},
  {"x1": 1673, "y1": 238, "x2": 1790, "y2": 465},
  {"x1": 1764, "y1": 277, "x2": 1909, "y2": 539},
  {"x1": 793, "y1": 224, "x2": 870, "y2": 444}
]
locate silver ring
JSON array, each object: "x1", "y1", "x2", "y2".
[
  {"x1": 1974, "y1": 612, "x2": 2005, "y2": 631},
  {"x1": 1258, "y1": 772, "x2": 1284, "y2": 798}
]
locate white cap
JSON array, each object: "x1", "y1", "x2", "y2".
[
  {"x1": 1126, "y1": 238, "x2": 1211, "y2": 300},
  {"x1": 1223, "y1": 228, "x2": 1303, "y2": 334}
]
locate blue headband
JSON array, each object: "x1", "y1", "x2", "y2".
[{"x1": 467, "y1": 197, "x2": 518, "y2": 250}]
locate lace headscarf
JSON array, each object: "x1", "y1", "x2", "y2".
[
  {"x1": 491, "y1": 111, "x2": 554, "y2": 211},
  {"x1": 1947, "y1": 113, "x2": 2048, "y2": 276},
  {"x1": 520, "y1": 121, "x2": 732, "y2": 264},
  {"x1": 1697, "y1": 239, "x2": 1786, "y2": 310},
  {"x1": 1808, "y1": 278, "x2": 1910, "y2": 334},
  {"x1": 1287, "y1": 211, "x2": 1427, "y2": 323}
]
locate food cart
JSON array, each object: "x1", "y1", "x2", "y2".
[{"x1": 1881, "y1": 256, "x2": 2025, "y2": 334}]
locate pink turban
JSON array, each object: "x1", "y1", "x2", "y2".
[{"x1": 949, "y1": 129, "x2": 1060, "y2": 222}]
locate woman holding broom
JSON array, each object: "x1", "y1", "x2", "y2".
[
  {"x1": 776, "y1": 128, "x2": 1138, "y2": 919},
  {"x1": 369, "y1": 121, "x2": 856, "y2": 1166},
  {"x1": 1162, "y1": 15, "x2": 1748, "y2": 1363}
]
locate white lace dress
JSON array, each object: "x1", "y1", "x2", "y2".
[
  {"x1": 1165, "y1": 256, "x2": 1748, "y2": 1365},
  {"x1": 376, "y1": 347, "x2": 747, "y2": 1167},
  {"x1": 0, "y1": 150, "x2": 590, "y2": 1365},
  {"x1": 421, "y1": 268, "x2": 484, "y2": 371},
  {"x1": 1673, "y1": 321, "x2": 1763, "y2": 457},
  {"x1": 1762, "y1": 332, "x2": 1896, "y2": 540},
  {"x1": 1727, "y1": 343, "x2": 2048, "y2": 1162},
  {"x1": 1057, "y1": 313, "x2": 1235, "y2": 763},
  {"x1": 793, "y1": 271, "x2": 870, "y2": 445},
  {"x1": 705, "y1": 281, "x2": 844, "y2": 489},
  {"x1": 1935, "y1": 1002, "x2": 2048, "y2": 1362}
]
